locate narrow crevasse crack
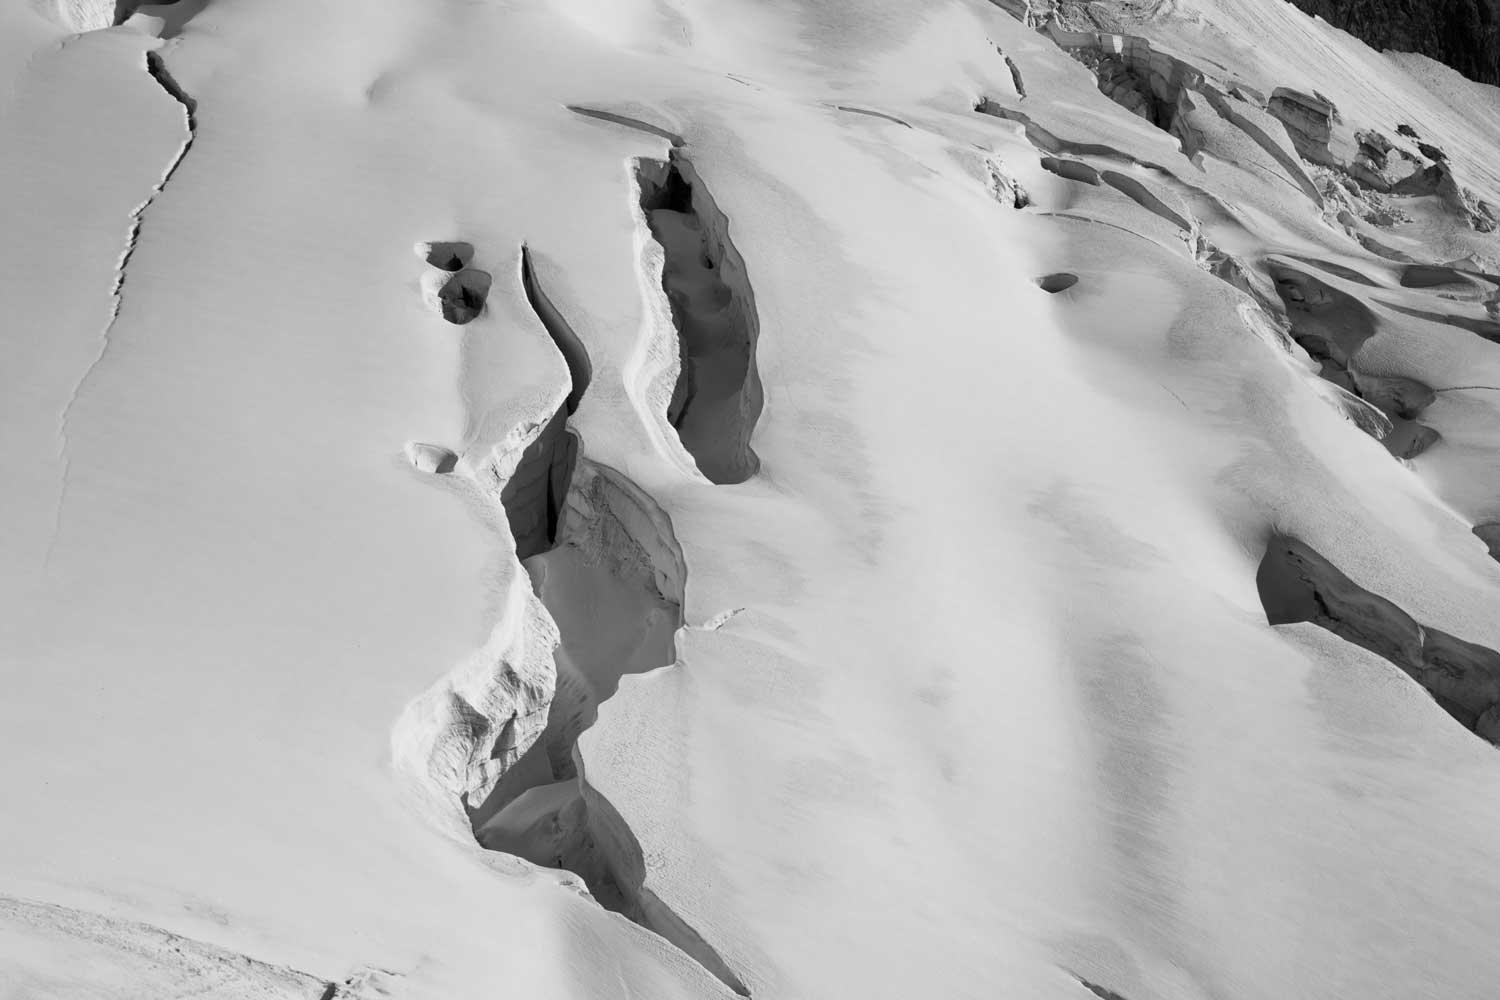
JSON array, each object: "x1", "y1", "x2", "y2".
[
  {"x1": 1040, "y1": 156, "x2": 1101, "y2": 185},
  {"x1": 1380, "y1": 299, "x2": 1500, "y2": 342},
  {"x1": 565, "y1": 105, "x2": 685, "y2": 147},
  {"x1": 1000, "y1": 48, "x2": 1027, "y2": 99},
  {"x1": 975, "y1": 98, "x2": 1169, "y2": 169},
  {"x1": 0, "y1": 894, "x2": 394, "y2": 997},
  {"x1": 831, "y1": 105, "x2": 912, "y2": 128},
  {"x1": 1199, "y1": 86, "x2": 1325, "y2": 205},
  {"x1": 520, "y1": 245, "x2": 592, "y2": 415},
  {"x1": 1257, "y1": 535, "x2": 1500, "y2": 745},
  {"x1": 634, "y1": 152, "x2": 764, "y2": 485},
  {"x1": 48, "y1": 45, "x2": 196, "y2": 568}
]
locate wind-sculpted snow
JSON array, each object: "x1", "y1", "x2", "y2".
[
  {"x1": 634, "y1": 153, "x2": 763, "y2": 485},
  {"x1": 0, "y1": 895, "x2": 397, "y2": 999},
  {"x1": 1258, "y1": 536, "x2": 1500, "y2": 746},
  {"x1": 1266, "y1": 261, "x2": 1376, "y2": 364},
  {"x1": 17, "y1": 0, "x2": 1500, "y2": 997}
]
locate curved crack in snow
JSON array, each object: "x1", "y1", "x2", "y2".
[{"x1": 47, "y1": 45, "x2": 196, "y2": 570}]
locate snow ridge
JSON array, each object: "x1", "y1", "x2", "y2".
[{"x1": 47, "y1": 46, "x2": 196, "y2": 568}]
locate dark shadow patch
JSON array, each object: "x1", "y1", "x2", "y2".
[
  {"x1": 1401, "y1": 263, "x2": 1473, "y2": 289},
  {"x1": 1266, "y1": 260, "x2": 1378, "y2": 364},
  {"x1": 520, "y1": 246, "x2": 593, "y2": 415},
  {"x1": 1075, "y1": 976, "x2": 1129, "y2": 1000},
  {"x1": 406, "y1": 443, "x2": 458, "y2": 475},
  {"x1": 635, "y1": 152, "x2": 764, "y2": 484},
  {"x1": 1258, "y1": 535, "x2": 1500, "y2": 745},
  {"x1": 1038, "y1": 272, "x2": 1080, "y2": 293},
  {"x1": 429, "y1": 268, "x2": 492, "y2": 325},
  {"x1": 115, "y1": 0, "x2": 209, "y2": 36},
  {"x1": 1474, "y1": 523, "x2": 1500, "y2": 564},
  {"x1": 1381, "y1": 418, "x2": 1441, "y2": 459},
  {"x1": 416, "y1": 241, "x2": 474, "y2": 272},
  {"x1": 1041, "y1": 157, "x2": 1102, "y2": 185}
]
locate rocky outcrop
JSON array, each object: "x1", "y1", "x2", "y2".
[{"x1": 1285, "y1": 0, "x2": 1500, "y2": 87}]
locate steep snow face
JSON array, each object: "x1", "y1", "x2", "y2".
[{"x1": 9, "y1": 0, "x2": 1500, "y2": 999}]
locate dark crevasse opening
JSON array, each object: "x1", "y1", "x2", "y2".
[
  {"x1": 1257, "y1": 535, "x2": 1500, "y2": 745},
  {"x1": 472, "y1": 271, "x2": 749, "y2": 995},
  {"x1": 636, "y1": 153, "x2": 764, "y2": 485},
  {"x1": 478, "y1": 459, "x2": 749, "y2": 996},
  {"x1": 1266, "y1": 261, "x2": 1440, "y2": 458},
  {"x1": 115, "y1": 0, "x2": 210, "y2": 36}
]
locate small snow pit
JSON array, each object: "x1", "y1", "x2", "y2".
[
  {"x1": 1037, "y1": 273, "x2": 1079, "y2": 293},
  {"x1": 414, "y1": 240, "x2": 475, "y2": 272},
  {"x1": 421, "y1": 267, "x2": 492, "y2": 325},
  {"x1": 406, "y1": 442, "x2": 457, "y2": 474}
]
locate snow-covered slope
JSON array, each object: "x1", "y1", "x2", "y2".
[{"x1": 5, "y1": 1, "x2": 1500, "y2": 997}]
